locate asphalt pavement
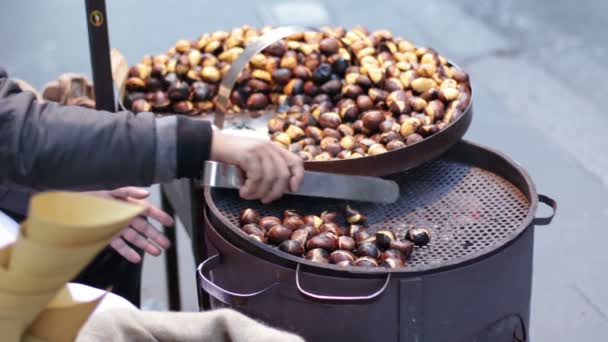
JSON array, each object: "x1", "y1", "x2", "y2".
[{"x1": 1, "y1": 0, "x2": 607, "y2": 340}]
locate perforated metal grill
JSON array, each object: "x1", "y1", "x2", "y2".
[{"x1": 208, "y1": 158, "x2": 530, "y2": 269}]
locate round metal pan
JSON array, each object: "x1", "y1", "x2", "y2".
[{"x1": 117, "y1": 26, "x2": 473, "y2": 176}]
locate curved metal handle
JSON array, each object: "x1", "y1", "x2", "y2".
[
  {"x1": 295, "y1": 263, "x2": 391, "y2": 303},
  {"x1": 198, "y1": 254, "x2": 277, "y2": 306},
  {"x1": 533, "y1": 194, "x2": 557, "y2": 226},
  {"x1": 214, "y1": 25, "x2": 313, "y2": 128}
]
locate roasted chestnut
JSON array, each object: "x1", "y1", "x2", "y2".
[
  {"x1": 312, "y1": 63, "x2": 332, "y2": 84},
  {"x1": 319, "y1": 222, "x2": 344, "y2": 236},
  {"x1": 320, "y1": 211, "x2": 337, "y2": 223},
  {"x1": 258, "y1": 216, "x2": 282, "y2": 232},
  {"x1": 248, "y1": 234, "x2": 267, "y2": 244},
  {"x1": 283, "y1": 215, "x2": 304, "y2": 231},
  {"x1": 319, "y1": 37, "x2": 340, "y2": 55},
  {"x1": 283, "y1": 209, "x2": 300, "y2": 219},
  {"x1": 306, "y1": 233, "x2": 338, "y2": 252},
  {"x1": 338, "y1": 236, "x2": 356, "y2": 251},
  {"x1": 405, "y1": 228, "x2": 431, "y2": 246},
  {"x1": 239, "y1": 208, "x2": 259, "y2": 226},
  {"x1": 345, "y1": 205, "x2": 367, "y2": 224},
  {"x1": 329, "y1": 250, "x2": 356, "y2": 264},
  {"x1": 302, "y1": 215, "x2": 323, "y2": 229},
  {"x1": 389, "y1": 240, "x2": 415, "y2": 257},
  {"x1": 291, "y1": 229, "x2": 310, "y2": 246},
  {"x1": 306, "y1": 248, "x2": 330, "y2": 263},
  {"x1": 267, "y1": 225, "x2": 293, "y2": 244},
  {"x1": 356, "y1": 242, "x2": 381, "y2": 260},
  {"x1": 382, "y1": 257, "x2": 405, "y2": 268},
  {"x1": 381, "y1": 249, "x2": 405, "y2": 262},
  {"x1": 405, "y1": 133, "x2": 424, "y2": 145},
  {"x1": 354, "y1": 256, "x2": 379, "y2": 267},
  {"x1": 386, "y1": 140, "x2": 406, "y2": 151},
  {"x1": 242, "y1": 223, "x2": 265, "y2": 237},
  {"x1": 319, "y1": 112, "x2": 342, "y2": 129},
  {"x1": 361, "y1": 111, "x2": 383, "y2": 131},
  {"x1": 168, "y1": 81, "x2": 190, "y2": 101},
  {"x1": 278, "y1": 240, "x2": 305, "y2": 256},
  {"x1": 346, "y1": 224, "x2": 365, "y2": 237},
  {"x1": 375, "y1": 229, "x2": 397, "y2": 249}
]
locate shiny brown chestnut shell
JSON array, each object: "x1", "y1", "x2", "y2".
[
  {"x1": 353, "y1": 230, "x2": 372, "y2": 246},
  {"x1": 283, "y1": 216, "x2": 304, "y2": 231},
  {"x1": 346, "y1": 225, "x2": 365, "y2": 237},
  {"x1": 405, "y1": 228, "x2": 431, "y2": 246},
  {"x1": 354, "y1": 256, "x2": 379, "y2": 267},
  {"x1": 382, "y1": 257, "x2": 405, "y2": 268},
  {"x1": 283, "y1": 209, "x2": 300, "y2": 219},
  {"x1": 258, "y1": 216, "x2": 281, "y2": 232},
  {"x1": 319, "y1": 222, "x2": 344, "y2": 236},
  {"x1": 321, "y1": 211, "x2": 337, "y2": 223},
  {"x1": 345, "y1": 205, "x2": 367, "y2": 224},
  {"x1": 291, "y1": 229, "x2": 310, "y2": 246},
  {"x1": 267, "y1": 225, "x2": 292, "y2": 245},
  {"x1": 305, "y1": 248, "x2": 330, "y2": 263},
  {"x1": 381, "y1": 249, "x2": 405, "y2": 262},
  {"x1": 389, "y1": 240, "x2": 415, "y2": 257},
  {"x1": 239, "y1": 208, "x2": 259, "y2": 226},
  {"x1": 375, "y1": 229, "x2": 397, "y2": 249},
  {"x1": 329, "y1": 250, "x2": 357, "y2": 264},
  {"x1": 338, "y1": 236, "x2": 356, "y2": 251},
  {"x1": 306, "y1": 233, "x2": 338, "y2": 252},
  {"x1": 278, "y1": 240, "x2": 305, "y2": 256},
  {"x1": 248, "y1": 234, "x2": 267, "y2": 244},
  {"x1": 242, "y1": 223, "x2": 265, "y2": 237},
  {"x1": 302, "y1": 215, "x2": 323, "y2": 229},
  {"x1": 356, "y1": 242, "x2": 381, "y2": 260}
]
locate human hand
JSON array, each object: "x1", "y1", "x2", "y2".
[
  {"x1": 210, "y1": 131, "x2": 304, "y2": 203},
  {"x1": 86, "y1": 187, "x2": 174, "y2": 263}
]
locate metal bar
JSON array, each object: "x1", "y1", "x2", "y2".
[
  {"x1": 161, "y1": 190, "x2": 182, "y2": 311},
  {"x1": 85, "y1": 0, "x2": 115, "y2": 111},
  {"x1": 189, "y1": 182, "x2": 211, "y2": 310}
]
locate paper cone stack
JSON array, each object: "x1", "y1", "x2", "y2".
[{"x1": 0, "y1": 192, "x2": 143, "y2": 341}]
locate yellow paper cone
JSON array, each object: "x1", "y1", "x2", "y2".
[
  {"x1": 26, "y1": 285, "x2": 106, "y2": 342},
  {"x1": 0, "y1": 318, "x2": 30, "y2": 342},
  {"x1": 0, "y1": 288, "x2": 57, "y2": 319},
  {"x1": 0, "y1": 243, "x2": 12, "y2": 268},
  {"x1": 9, "y1": 234, "x2": 110, "y2": 276},
  {"x1": 25, "y1": 192, "x2": 143, "y2": 246},
  {"x1": 0, "y1": 267, "x2": 69, "y2": 294}
]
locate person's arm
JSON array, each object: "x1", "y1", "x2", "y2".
[{"x1": 0, "y1": 67, "x2": 209, "y2": 190}]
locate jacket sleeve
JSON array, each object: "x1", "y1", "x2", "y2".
[{"x1": 0, "y1": 67, "x2": 212, "y2": 190}]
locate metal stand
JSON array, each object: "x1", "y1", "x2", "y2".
[{"x1": 84, "y1": 0, "x2": 211, "y2": 311}]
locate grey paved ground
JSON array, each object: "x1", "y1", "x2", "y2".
[{"x1": 2, "y1": 0, "x2": 607, "y2": 340}]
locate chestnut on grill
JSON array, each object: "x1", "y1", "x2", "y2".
[
  {"x1": 354, "y1": 256, "x2": 379, "y2": 267},
  {"x1": 302, "y1": 215, "x2": 323, "y2": 229},
  {"x1": 278, "y1": 240, "x2": 305, "y2": 256},
  {"x1": 357, "y1": 242, "x2": 381, "y2": 260},
  {"x1": 319, "y1": 222, "x2": 344, "y2": 236},
  {"x1": 329, "y1": 250, "x2": 356, "y2": 264},
  {"x1": 353, "y1": 230, "x2": 372, "y2": 246},
  {"x1": 405, "y1": 228, "x2": 431, "y2": 246},
  {"x1": 258, "y1": 216, "x2": 281, "y2": 232},
  {"x1": 321, "y1": 211, "x2": 337, "y2": 223},
  {"x1": 382, "y1": 257, "x2": 405, "y2": 268},
  {"x1": 242, "y1": 223, "x2": 265, "y2": 237},
  {"x1": 346, "y1": 224, "x2": 365, "y2": 237},
  {"x1": 291, "y1": 229, "x2": 310, "y2": 245},
  {"x1": 283, "y1": 209, "x2": 300, "y2": 219},
  {"x1": 300, "y1": 224, "x2": 321, "y2": 238},
  {"x1": 306, "y1": 233, "x2": 338, "y2": 252},
  {"x1": 338, "y1": 236, "x2": 356, "y2": 251},
  {"x1": 283, "y1": 215, "x2": 304, "y2": 231},
  {"x1": 239, "y1": 208, "x2": 259, "y2": 226},
  {"x1": 306, "y1": 248, "x2": 329, "y2": 263},
  {"x1": 267, "y1": 225, "x2": 292, "y2": 244},
  {"x1": 375, "y1": 229, "x2": 397, "y2": 249},
  {"x1": 381, "y1": 249, "x2": 405, "y2": 262},
  {"x1": 345, "y1": 205, "x2": 367, "y2": 224},
  {"x1": 389, "y1": 240, "x2": 415, "y2": 257},
  {"x1": 248, "y1": 234, "x2": 267, "y2": 244}
]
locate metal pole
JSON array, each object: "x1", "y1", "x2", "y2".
[{"x1": 85, "y1": 0, "x2": 115, "y2": 111}]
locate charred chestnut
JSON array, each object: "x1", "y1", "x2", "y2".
[
  {"x1": 354, "y1": 256, "x2": 379, "y2": 267},
  {"x1": 278, "y1": 240, "x2": 305, "y2": 256},
  {"x1": 405, "y1": 228, "x2": 431, "y2": 246},
  {"x1": 329, "y1": 250, "x2": 356, "y2": 264},
  {"x1": 345, "y1": 205, "x2": 367, "y2": 224},
  {"x1": 356, "y1": 242, "x2": 381, "y2": 260},
  {"x1": 312, "y1": 63, "x2": 333, "y2": 84},
  {"x1": 168, "y1": 81, "x2": 190, "y2": 101},
  {"x1": 375, "y1": 229, "x2": 397, "y2": 249},
  {"x1": 239, "y1": 208, "x2": 259, "y2": 226},
  {"x1": 267, "y1": 225, "x2": 293, "y2": 244},
  {"x1": 338, "y1": 236, "x2": 356, "y2": 251},
  {"x1": 258, "y1": 216, "x2": 282, "y2": 232}
]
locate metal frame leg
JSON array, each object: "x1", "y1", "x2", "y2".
[{"x1": 161, "y1": 190, "x2": 181, "y2": 311}]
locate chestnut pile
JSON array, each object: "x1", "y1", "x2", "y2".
[
  {"x1": 238, "y1": 206, "x2": 431, "y2": 268},
  {"x1": 123, "y1": 25, "x2": 471, "y2": 160}
]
